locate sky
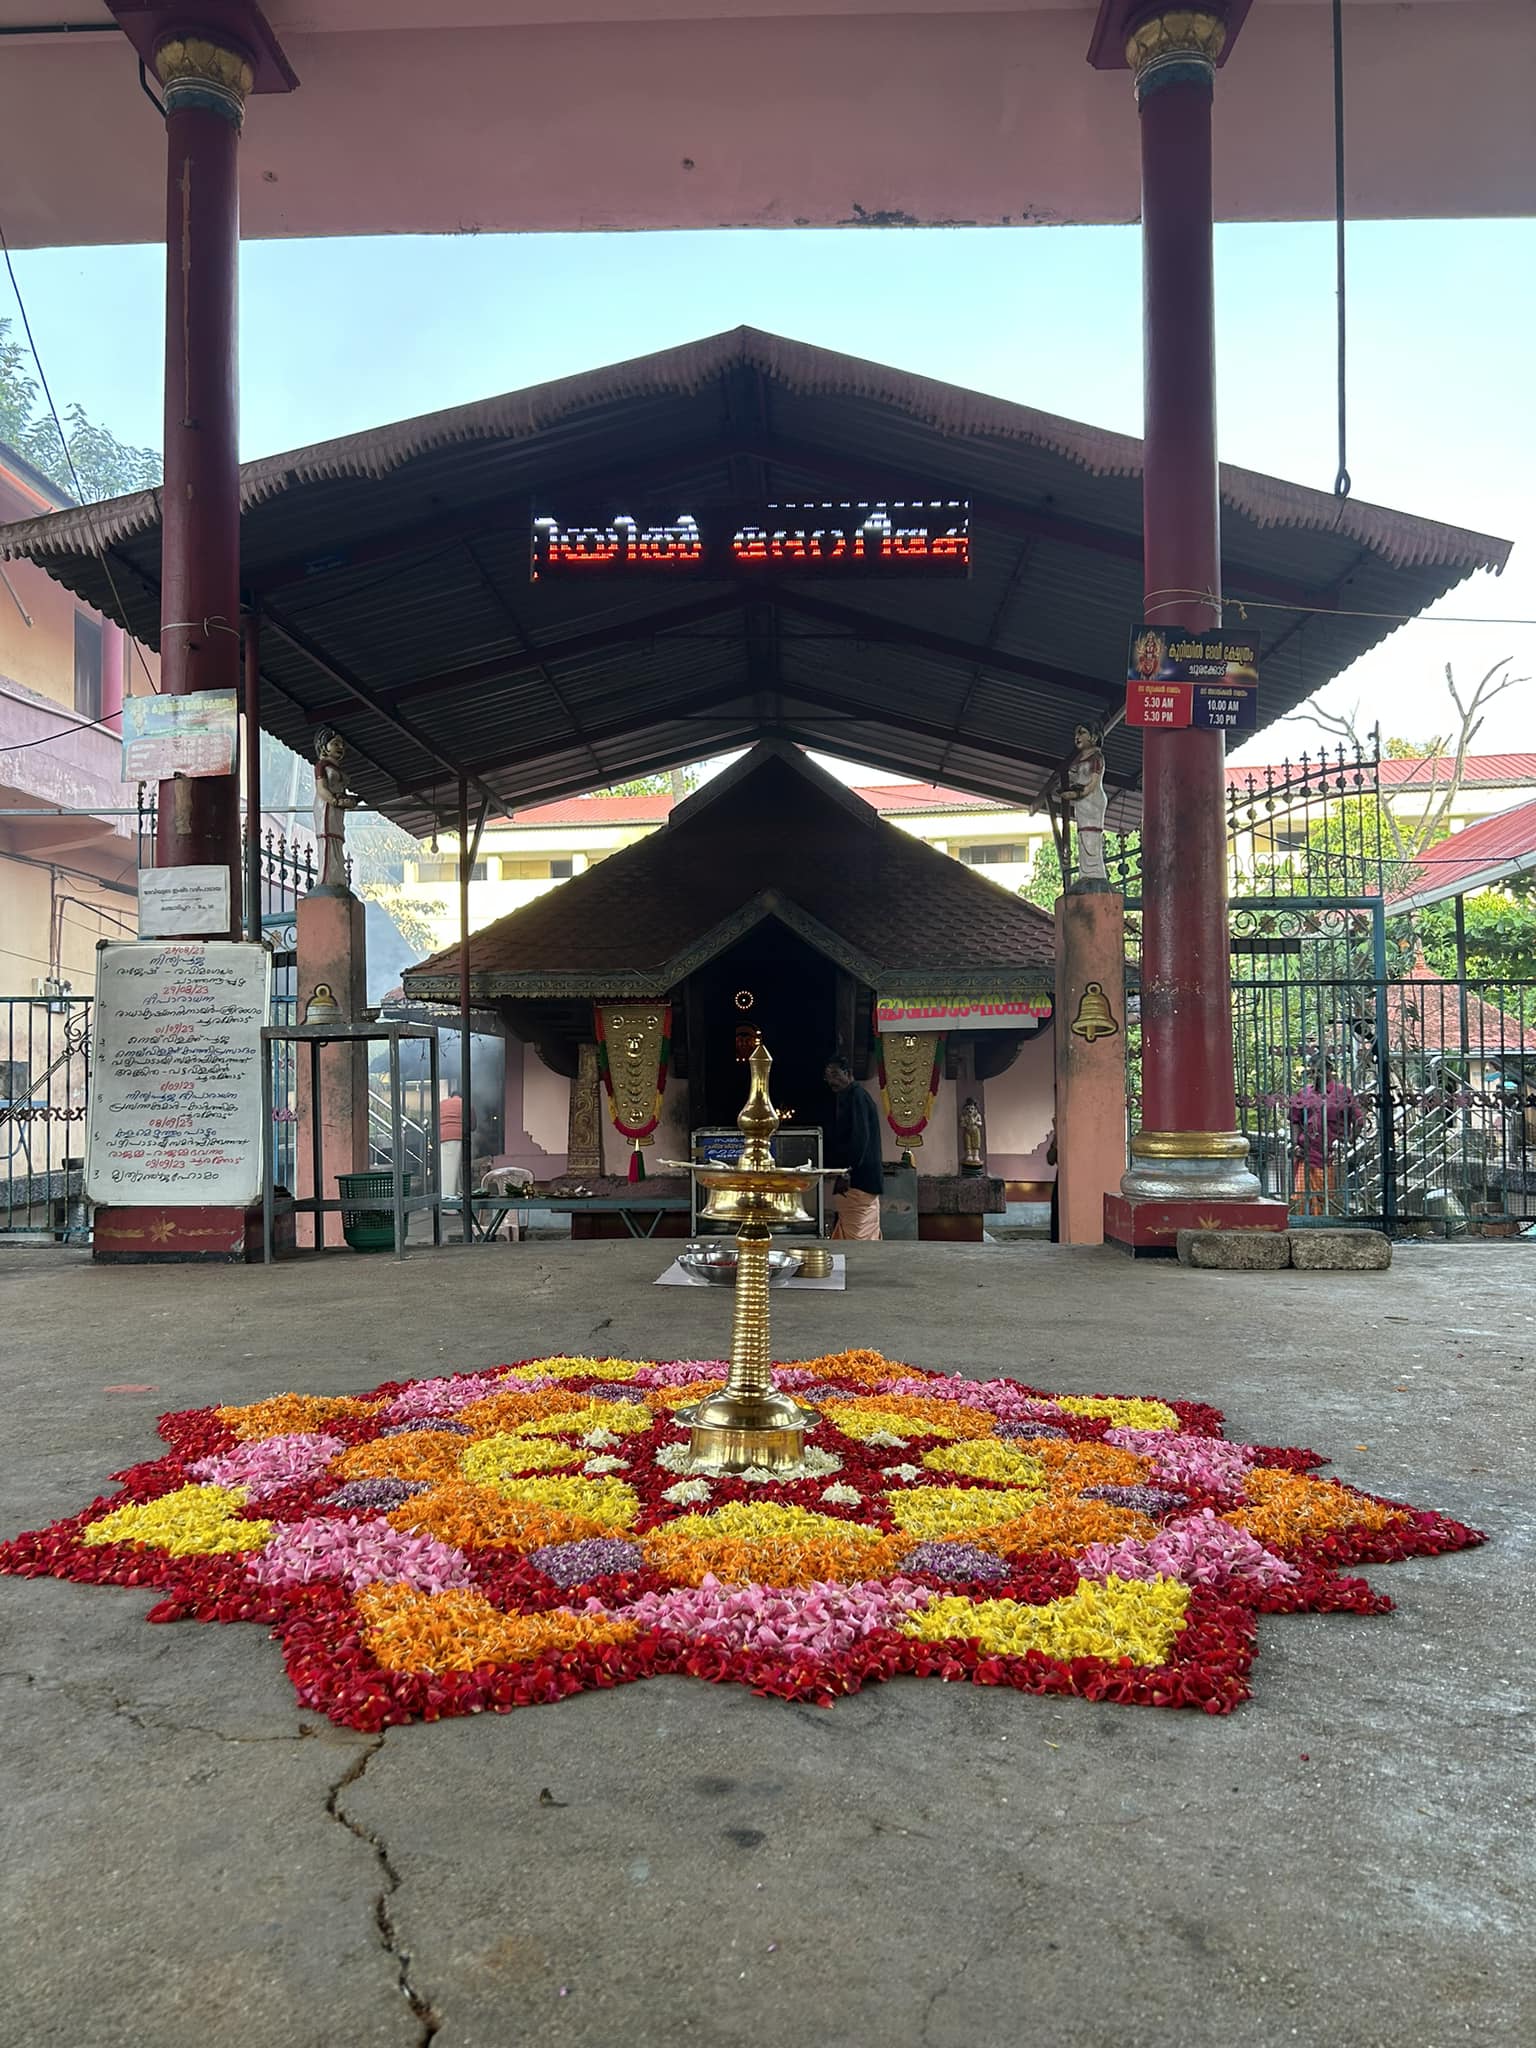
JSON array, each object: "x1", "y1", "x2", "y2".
[{"x1": 5, "y1": 218, "x2": 1533, "y2": 779}]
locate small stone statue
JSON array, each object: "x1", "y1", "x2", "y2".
[
  {"x1": 1057, "y1": 722, "x2": 1109, "y2": 887},
  {"x1": 312, "y1": 727, "x2": 362, "y2": 891},
  {"x1": 960, "y1": 1096, "x2": 984, "y2": 1173}
]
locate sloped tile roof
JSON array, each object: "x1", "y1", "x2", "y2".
[{"x1": 405, "y1": 746, "x2": 1055, "y2": 1001}]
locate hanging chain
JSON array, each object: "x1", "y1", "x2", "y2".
[{"x1": 1332, "y1": 0, "x2": 1351, "y2": 499}]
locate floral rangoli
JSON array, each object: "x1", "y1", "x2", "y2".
[{"x1": 0, "y1": 1351, "x2": 1481, "y2": 1728}]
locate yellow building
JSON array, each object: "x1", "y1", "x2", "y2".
[
  {"x1": 0, "y1": 441, "x2": 159, "y2": 1004},
  {"x1": 393, "y1": 752, "x2": 1536, "y2": 961}
]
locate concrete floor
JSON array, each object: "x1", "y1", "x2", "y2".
[{"x1": 1, "y1": 1239, "x2": 1531, "y2": 2048}]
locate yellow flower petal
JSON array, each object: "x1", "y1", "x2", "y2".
[{"x1": 904, "y1": 1575, "x2": 1190, "y2": 1665}]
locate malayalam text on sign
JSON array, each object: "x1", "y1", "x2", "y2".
[
  {"x1": 1125, "y1": 626, "x2": 1259, "y2": 732},
  {"x1": 121, "y1": 690, "x2": 238, "y2": 782},
  {"x1": 531, "y1": 500, "x2": 970, "y2": 580},
  {"x1": 876, "y1": 996, "x2": 1053, "y2": 1033},
  {"x1": 85, "y1": 941, "x2": 270, "y2": 1207}
]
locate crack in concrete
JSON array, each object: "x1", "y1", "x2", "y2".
[
  {"x1": 0, "y1": 1669, "x2": 320, "y2": 1745},
  {"x1": 327, "y1": 1735, "x2": 441, "y2": 2046}
]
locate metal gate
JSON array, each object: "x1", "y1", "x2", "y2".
[
  {"x1": 1, "y1": 993, "x2": 93, "y2": 1238},
  {"x1": 1124, "y1": 896, "x2": 1536, "y2": 1236}
]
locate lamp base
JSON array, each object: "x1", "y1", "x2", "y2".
[{"x1": 676, "y1": 1388, "x2": 819, "y2": 1474}]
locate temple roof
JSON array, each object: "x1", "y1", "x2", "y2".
[{"x1": 403, "y1": 744, "x2": 1056, "y2": 1002}]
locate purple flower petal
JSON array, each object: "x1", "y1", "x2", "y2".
[
  {"x1": 528, "y1": 1538, "x2": 645, "y2": 1589},
  {"x1": 1080, "y1": 1485, "x2": 1189, "y2": 1514},
  {"x1": 900, "y1": 1542, "x2": 1013, "y2": 1583},
  {"x1": 319, "y1": 1478, "x2": 429, "y2": 1512}
]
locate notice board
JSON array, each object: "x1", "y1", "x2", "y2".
[{"x1": 86, "y1": 941, "x2": 271, "y2": 1207}]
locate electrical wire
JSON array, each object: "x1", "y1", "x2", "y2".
[
  {"x1": 1, "y1": 704, "x2": 131, "y2": 750},
  {"x1": 0, "y1": 212, "x2": 160, "y2": 694},
  {"x1": 1148, "y1": 588, "x2": 1536, "y2": 630}
]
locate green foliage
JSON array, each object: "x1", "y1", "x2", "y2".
[
  {"x1": 1019, "y1": 831, "x2": 1139, "y2": 910},
  {"x1": 0, "y1": 317, "x2": 162, "y2": 503},
  {"x1": 346, "y1": 809, "x2": 422, "y2": 889},
  {"x1": 1301, "y1": 794, "x2": 1437, "y2": 897},
  {"x1": 1383, "y1": 735, "x2": 1446, "y2": 760},
  {"x1": 1414, "y1": 892, "x2": 1536, "y2": 983},
  {"x1": 590, "y1": 767, "x2": 699, "y2": 798},
  {"x1": 366, "y1": 886, "x2": 449, "y2": 959},
  {"x1": 1020, "y1": 837, "x2": 1062, "y2": 910}
]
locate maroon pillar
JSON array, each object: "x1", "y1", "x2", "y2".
[
  {"x1": 1103, "y1": 10, "x2": 1279, "y2": 1246},
  {"x1": 152, "y1": 32, "x2": 253, "y2": 939},
  {"x1": 1136, "y1": 44, "x2": 1235, "y2": 1139}
]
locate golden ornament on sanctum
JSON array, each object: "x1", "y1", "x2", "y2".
[
  {"x1": 1069, "y1": 981, "x2": 1120, "y2": 1043},
  {"x1": 880, "y1": 1028, "x2": 941, "y2": 1148},
  {"x1": 660, "y1": 1041, "x2": 843, "y2": 1474}
]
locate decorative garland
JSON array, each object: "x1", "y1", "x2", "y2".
[
  {"x1": 0, "y1": 1351, "x2": 1481, "y2": 1730},
  {"x1": 878, "y1": 1028, "x2": 946, "y2": 1145},
  {"x1": 594, "y1": 1003, "x2": 672, "y2": 1182}
]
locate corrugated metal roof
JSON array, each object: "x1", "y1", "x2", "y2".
[
  {"x1": 0, "y1": 327, "x2": 1510, "y2": 839},
  {"x1": 1388, "y1": 796, "x2": 1536, "y2": 914}
]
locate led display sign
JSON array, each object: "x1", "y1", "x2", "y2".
[{"x1": 530, "y1": 501, "x2": 970, "y2": 580}]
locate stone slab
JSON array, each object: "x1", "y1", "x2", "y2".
[
  {"x1": 1289, "y1": 1229, "x2": 1393, "y2": 1270},
  {"x1": 1177, "y1": 1229, "x2": 1294, "y2": 1270}
]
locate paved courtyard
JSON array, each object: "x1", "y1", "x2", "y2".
[{"x1": 2, "y1": 1239, "x2": 1531, "y2": 2048}]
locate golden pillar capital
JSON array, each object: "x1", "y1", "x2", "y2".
[
  {"x1": 154, "y1": 33, "x2": 255, "y2": 126},
  {"x1": 1125, "y1": 9, "x2": 1227, "y2": 96}
]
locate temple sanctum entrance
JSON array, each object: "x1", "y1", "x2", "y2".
[{"x1": 687, "y1": 926, "x2": 841, "y2": 1133}]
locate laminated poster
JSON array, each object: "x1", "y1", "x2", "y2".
[{"x1": 85, "y1": 940, "x2": 270, "y2": 1207}]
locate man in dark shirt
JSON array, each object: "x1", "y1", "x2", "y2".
[{"x1": 824, "y1": 1056, "x2": 884, "y2": 1240}]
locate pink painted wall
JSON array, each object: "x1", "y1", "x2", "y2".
[
  {"x1": 979, "y1": 1028, "x2": 1056, "y2": 1182},
  {"x1": 496, "y1": 1041, "x2": 568, "y2": 1175}
]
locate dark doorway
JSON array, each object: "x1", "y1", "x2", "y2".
[{"x1": 688, "y1": 922, "x2": 839, "y2": 1136}]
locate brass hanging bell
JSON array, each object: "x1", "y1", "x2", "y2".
[{"x1": 1069, "y1": 981, "x2": 1119, "y2": 1043}]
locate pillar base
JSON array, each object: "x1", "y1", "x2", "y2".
[
  {"x1": 1120, "y1": 1133, "x2": 1261, "y2": 1204},
  {"x1": 92, "y1": 1200, "x2": 293, "y2": 1264},
  {"x1": 1104, "y1": 1191, "x2": 1289, "y2": 1258}
]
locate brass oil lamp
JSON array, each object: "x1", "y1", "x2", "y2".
[{"x1": 663, "y1": 1040, "x2": 840, "y2": 1474}]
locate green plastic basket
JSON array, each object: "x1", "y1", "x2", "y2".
[{"x1": 336, "y1": 1170, "x2": 415, "y2": 1252}]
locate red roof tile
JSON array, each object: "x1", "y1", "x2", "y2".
[
  {"x1": 500, "y1": 792, "x2": 677, "y2": 827},
  {"x1": 492, "y1": 779, "x2": 1008, "y2": 829},
  {"x1": 850, "y1": 782, "x2": 1007, "y2": 814},
  {"x1": 1382, "y1": 957, "x2": 1536, "y2": 1055},
  {"x1": 1227, "y1": 753, "x2": 1536, "y2": 794}
]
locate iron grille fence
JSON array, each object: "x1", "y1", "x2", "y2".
[
  {"x1": 0, "y1": 994, "x2": 93, "y2": 1238},
  {"x1": 1, "y1": 824, "x2": 312, "y2": 1238},
  {"x1": 1124, "y1": 895, "x2": 1536, "y2": 1236}
]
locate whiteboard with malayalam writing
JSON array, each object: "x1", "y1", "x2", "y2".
[{"x1": 86, "y1": 941, "x2": 271, "y2": 1207}]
